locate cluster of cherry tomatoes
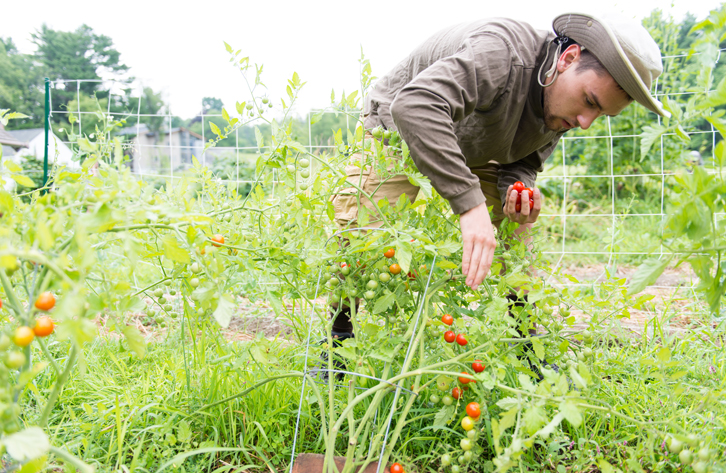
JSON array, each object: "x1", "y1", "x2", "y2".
[
  {"x1": 512, "y1": 181, "x2": 534, "y2": 213},
  {"x1": 1, "y1": 292, "x2": 57, "y2": 369}
]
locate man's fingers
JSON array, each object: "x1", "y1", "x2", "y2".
[
  {"x1": 472, "y1": 240, "x2": 495, "y2": 289},
  {"x1": 530, "y1": 188, "x2": 542, "y2": 221},
  {"x1": 466, "y1": 241, "x2": 484, "y2": 287},
  {"x1": 462, "y1": 236, "x2": 473, "y2": 276}
]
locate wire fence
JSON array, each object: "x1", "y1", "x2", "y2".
[{"x1": 2, "y1": 47, "x2": 721, "y2": 299}]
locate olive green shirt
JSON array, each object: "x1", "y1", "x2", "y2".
[{"x1": 363, "y1": 18, "x2": 564, "y2": 214}]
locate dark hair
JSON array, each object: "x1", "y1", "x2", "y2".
[{"x1": 561, "y1": 40, "x2": 632, "y2": 101}]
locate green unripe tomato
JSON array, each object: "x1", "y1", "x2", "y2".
[
  {"x1": 378, "y1": 272, "x2": 391, "y2": 283},
  {"x1": 463, "y1": 451, "x2": 473, "y2": 462},
  {"x1": 371, "y1": 126, "x2": 383, "y2": 140},
  {"x1": 153, "y1": 288, "x2": 164, "y2": 298},
  {"x1": 583, "y1": 347, "x2": 593, "y2": 359},
  {"x1": 261, "y1": 97, "x2": 269, "y2": 104},
  {"x1": 440, "y1": 454, "x2": 451, "y2": 467},
  {"x1": 582, "y1": 330, "x2": 593, "y2": 343},
  {"x1": 286, "y1": 164, "x2": 296, "y2": 173},
  {"x1": 245, "y1": 103, "x2": 253, "y2": 110},
  {"x1": 458, "y1": 455, "x2": 465, "y2": 465},
  {"x1": 542, "y1": 305, "x2": 553, "y2": 315},
  {"x1": 300, "y1": 169, "x2": 310, "y2": 179},
  {"x1": 158, "y1": 296, "x2": 167, "y2": 305},
  {"x1": 460, "y1": 439, "x2": 472, "y2": 451},
  {"x1": 697, "y1": 447, "x2": 711, "y2": 462},
  {"x1": 679, "y1": 449, "x2": 693, "y2": 465},
  {"x1": 329, "y1": 277, "x2": 340, "y2": 287},
  {"x1": 366, "y1": 280, "x2": 379, "y2": 290},
  {"x1": 692, "y1": 461, "x2": 708, "y2": 473},
  {"x1": 190, "y1": 263, "x2": 202, "y2": 274},
  {"x1": 340, "y1": 265, "x2": 350, "y2": 276},
  {"x1": 429, "y1": 394, "x2": 440, "y2": 404},
  {"x1": 4, "y1": 351, "x2": 26, "y2": 369},
  {"x1": 451, "y1": 466, "x2": 460, "y2": 473},
  {"x1": 442, "y1": 395, "x2": 454, "y2": 406},
  {"x1": 190, "y1": 278, "x2": 200, "y2": 288},
  {"x1": 0, "y1": 334, "x2": 11, "y2": 352},
  {"x1": 164, "y1": 304, "x2": 173, "y2": 312},
  {"x1": 169, "y1": 290, "x2": 176, "y2": 296},
  {"x1": 299, "y1": 158, "x2": 310, "y2": 168},
  {"x1": 164, "y1": 280, "x2": 172, "y2": 286},
  {"x1": 170, "y1": 312, "x2": 178, "y2": 319},
  {"x1": 299, "y1": 182, "x2": 308, "y2": 191},
  {"x1": 686, "y1": 434, "x2": 700, "y2": 448},
  {"x1": 560, "y1": 306, "x2": 571, "y2": 316},
  {"x1": 364, "y1": 290, "x2": 376, "y2": 300},
  {"x1": 668, "y1": 438, "x2": 683, "y2": 454},
  {"x1": 467, "y1": 429, "x2": 477, "y2": 440},
  {"x1": 382, "y1": 129, "x2": 391, "y2": 140}
]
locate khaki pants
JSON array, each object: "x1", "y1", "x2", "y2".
[{"x1": 331, "y1": 138, "x2": 505, "y2": 227}]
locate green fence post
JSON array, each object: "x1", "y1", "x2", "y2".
[{"x1": 43, "y1": 77, "x2": 50, "y2": 192}]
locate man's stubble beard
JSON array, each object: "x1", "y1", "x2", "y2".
[{"x1": 542, "y1": 86, "x2": 567, "y2": 133}]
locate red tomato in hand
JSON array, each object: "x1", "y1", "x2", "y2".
[
  {"x1": 390, "y1": 463, "x2": 404, "y2": 473},
  {"x1": 444, "y1": 331, "x2": 456, "y2": 343},
  {"x1": 466, "y1": 402, "x2": 481, "y2": 419},
  {"x1": 512, "y1": 181, "x2": 525, "y2": 193},
  {"x1": 441, "y1": 313, "x2": 454, "y2": 326},
  {"x1": 515, "y1": 202, "x2": 522, "y2": 212},
  {"x1": 451, "y1": 387, "x2": 463, "y2": 400},
  {"x1": 456, "y1": 333, "x2": 467, "y2": 346},
  {"x1": 472, "y1": 360, "x2": 485, "y2": 373}
]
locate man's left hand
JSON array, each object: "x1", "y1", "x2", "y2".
[{"x1": 503, "y1": 185, "x2": 542, "y2": 224}]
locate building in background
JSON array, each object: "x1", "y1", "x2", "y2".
[
  {"x1": 0, "y1": 124, "x2": 75, "y2": 167},
  {"x1": 117, "y1": 124, "x2": 206, "y2": 174}
]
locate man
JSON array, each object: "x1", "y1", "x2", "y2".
[{"x1": 324, "y1": 12, "x2": 666, "y2": 372}]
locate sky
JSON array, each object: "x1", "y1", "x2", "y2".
[{"x1": 4, "y1": 0, "x2": 725, "y2": 119}]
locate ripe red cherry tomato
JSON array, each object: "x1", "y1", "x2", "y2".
[
  {"x1": 441, "y1": 314, "x2": 454, "y2": 326},
  {"x1": 33, "y1": 316, "x2": 55, "y2": 337},
  {"x1": 390, "y1": 463, "x2": 404, "y2": 473},
  {"x1": 384, "y1": 248, "x2": 395, "y2": 258},
  {"x1": 515, "y1": 202, "x2": 522, "y2": 212},
  {"x1": 459, "y1": 372, "x2": 471, "y2": 384},
  {"x1": 456, "y1": 333, "x2": 467, "y2": 346},
  {"x1": 472, "y1": 360, "x2": 485, "y2": 373},
  {"x1": 444, "y1": 331, "x2": 456, "y2": 343},
  {"x1": 466, "y1": 402, "x2": 481, "y2": 419},
  {"x1": 512, "y1": 181, "x2": 525, "y2": 193},
  {"x1": 451, "y1": 387, "x2": 462, "y2": 400}
]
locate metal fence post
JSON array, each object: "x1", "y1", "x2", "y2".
[{"x1": 43, "y1": 78, "x2": 50, "y2": 191}]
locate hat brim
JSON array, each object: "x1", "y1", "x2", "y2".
[{"x1": 553, "y1": 13, "x2": 669, "y2": 117}]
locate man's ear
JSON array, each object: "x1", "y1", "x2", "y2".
[{"x1": 557, "y1": 44, "x2": 582, "y2": 73}]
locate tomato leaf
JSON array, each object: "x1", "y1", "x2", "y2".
[
  {"x1": 213, "y1": 294, "x2": 236, "y2": 328},
  {"x1": 559, "y1": 400, "x2": 582, "y2": 427},
  {"x1": 2, "y1": 427, "x2": 50, "y2": 462},
  {"x1": 640, "y1": 124, "x2": 667, "y2": 160},
  {"x1": 162, "y1": 234, "x2": 190, "y2": 264},
  {"x1": 121, "y1": 325, "x2": 146, "y2": 359},
  {"x1": 531, "y1": 337, "x2": 545, "y2": 361},
  {"x1": 627, "y1": 257, "x2": 671, "y2": 295},
  {"x1": 432, "y1": 405, "x2": 455, "y2": 429},
  {"x1": 407, "y1": 173, "x2": 432, "y2": 200},
  {"x1": 523, "y1": 406, "x2": 547, "y2": 435},
  {"x1": 395, "y1": 240, "x2": 413, "y2": 275},
  {"x1": 371, "y1": 292, "x2": 395, "y2": 314},
  {"x1": 12, "y1": 174, "x2": 36, "y2": 188}
]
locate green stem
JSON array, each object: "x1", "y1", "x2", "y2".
[
  {"x1": 39, "y1": 345, "x2": 77, "y2": 427},
  {"x1": 49, "y1": 446, "x2": 95, "y2": 473}
]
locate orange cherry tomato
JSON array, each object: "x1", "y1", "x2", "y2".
[
  {"x1": 33, "y1": 316, "x2": 55, "y2": 337},
  {"x1": 34, "y1": 292, "x2": 56, "y2": 311},
  {"x1": 441, "y1": 314, "x2": 454, "y2": 326},
  {"x1": 466, "y1": 402, "x2": 481, "y2": 419},
  {"x1": 459, "y1": 372, "x2": 472, "y2": 384},
  {"x1": 444, "y1": 331, "x2": 456, "y2": 343},
  {"x1": 211, "y1": 234, "x2": 225, "y2": 247},
  {"x1": 451, "y1": 387, "x2": 462, "y2": 400},
  {"x1": 13, "y1": 326, "x2": 34, "y2": 347},
  {"x1": 383, "y1": 248, "x2": 395, "y2": 258},
  {"x1": 389, "y1": 263, "x2": 402, "y2": 275}
]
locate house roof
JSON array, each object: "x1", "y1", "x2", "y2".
[
  {"x1": 2, "y1": 145, "x2": 17, "y2": 157},
  {"x1": 6, "y1": 128, "x2": 44, "y2": 143},
  {"x1": 0, "y1": 127, "x2": 27, "y2": 149}
]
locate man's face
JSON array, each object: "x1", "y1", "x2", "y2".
[{"x1": 542, "y1": 46, "x2": 632, "y2": 133}]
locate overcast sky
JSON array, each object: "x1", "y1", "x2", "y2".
[{"x1": 5, "y1": 0, "x2": 724, "y2": 119}]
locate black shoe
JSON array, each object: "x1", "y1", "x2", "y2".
[{"x1": 312, "y1": 331, "x2": 354, "y2": 382}]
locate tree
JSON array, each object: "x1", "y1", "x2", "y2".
[
  {"x1": 0, "y1": 38, "x2": 44, "y2": 128},
  {"x1": 202, "y1": 97, "x2": 224, "y2": 114}
]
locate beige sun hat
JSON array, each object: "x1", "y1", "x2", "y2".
[{"x1": 552, "y1": 12, "x2": 668, "y2": 117}]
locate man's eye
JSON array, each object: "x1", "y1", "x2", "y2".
[{"x1": 586, "y1": 98, "x2": 593, "y2": 106}]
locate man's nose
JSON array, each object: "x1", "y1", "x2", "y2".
[{"x1": 577, "y1": 110, "x2": 599, "y2": 130}]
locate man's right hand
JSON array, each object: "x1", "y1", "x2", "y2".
[{"x1": 459, "y1": 202, "x2": 497, "y2": 290}]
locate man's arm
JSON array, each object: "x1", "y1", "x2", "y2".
[{"x1": 390, "y1": 34, "x2": 514, "y2": 289}]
